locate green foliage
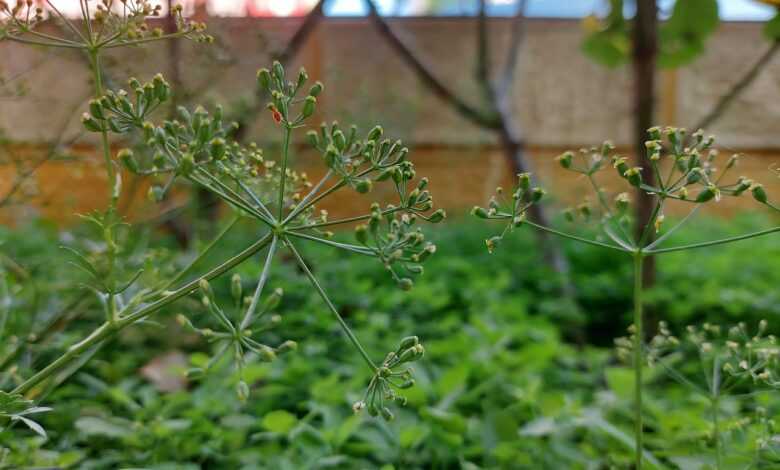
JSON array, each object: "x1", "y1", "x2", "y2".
[
  {"x1": 582, "y1": 0, "x2": 722, "y2": 69},
  {"x1": 2, "y1": 217, "x2": 780, "y2": 467}
]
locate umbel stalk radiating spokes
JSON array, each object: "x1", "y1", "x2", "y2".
[
  {"x1": 6, "y1": 59, "x2": 442, "y2": 422},
  {"x1": 475, "y1": 127, "x2": 780, "y2": 469}
]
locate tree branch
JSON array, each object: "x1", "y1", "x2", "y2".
[
  {"x1": 476, "y1": 0, "x2": 493, "y2": 103},
  {"x1": 275, "y1": 0, "x2": 326, "y2": 65},
  {"x1": 363, "y1": 0, "x2": 500, "y2": 129},
  {"x1": 496, "y1": 0, "x2": 528, "y2": 100},
  {"x1": 693, "y1": 40, "x2": 780, "y2": 131}
]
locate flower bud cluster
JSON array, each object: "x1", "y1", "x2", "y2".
[
  {"x1": 177, "y1": 277, "x2": 295, "y2": 402},
  {"x1": 1, "y1": 0, "x2": 212, "y2": 46},
  {"x1": 353, "y1": 336, "x2": 424, "y2": 421},
  {"x1": 355, "y1": 204, "x2": 438, "y2": 290},
  {"x1": 471, "y1": 172, "x2": 544, "y2": 253},
  {"x1": 257, "y1": 61, "x2": 322, "y2": 127},
  {"x1": 82, "y1": 74, "x2": 171, "y2": 134}
]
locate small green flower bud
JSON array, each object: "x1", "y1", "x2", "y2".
[
  {"x1": 264, "y1": 288, "x2": 283, "y2": 311},
  {"x1": 647, "y1": 126, "x2": 661, "y2": 140},
  {"x1": 354, "y1": 178, "x2": 373, "y2": 194},
  {"x1": 322, "y1": 146, "x2": 339, "y2": 169},
  {"x1": 237, "y1": 380, "x2": 250, "y2": 402},
  {"x1": 733, "y1": 177, "x2": 752, "y2": 196},
  {"x1": 624, "y1": 167, "x2": 642, "y2": 187},
  {"x1": 81, "y1": 113, "x2": 102, "y2": 132},
  {"x1": 332, "y1": 129, "x2": 346, "y2": 151},
  {"x1": 486, "y1": 236, "x2": 501, "y2": 254},
  {"x1": 407, "y1": 264, "x2": 424, "y2": 275},
  {"x1": 302, "y1": 96, "x2": 316, "y2": 119},
  {"x1": 258, "y1": 345, "x2": 276, "y2": 362},
  {"x1": 231, "y1": 274, "x2": 242, "y2": 303},
  {"x1": 513, "y1": 214, "x2": 525, "y2": 227},
  {"x1": 415, "y1": 243, "x2": 436, "y2": 263},
  {"x1": 272, "y1": 61, "x2": 285, "y2": 83},
  {"x1": 380, "y1": 407, "x2": 394, "y2": 421},
  {"x1": 306, "y1": 130, "x2": 319, "y2": 149},
  {"x1": 601, "y1": 140, "x2": 615, "y2": 156},
  {"x1": 367, "y1": 125, "x2": 383, "y2": 142},
  {"x1": 210, "y1": 137, "x2": 226, "y2": 160},
  {"x1": 531, "y1": 187, "x2": 545, "y2": 203},
  {"x1": 257, "y1": 68, "x2": 272, "y2": 90},
  {"x1": 517, "y1": 173, "x2": 531, "y2": 191},
  {"x1": 563, "y1": 208, "x2": 574, "y2": 222},
  {"x1": 399, "y1": 379, "x2": 415, "y2": 389},
  {"x1": 296, "y1": 67, "x2": 308, "y2": 90},
  {"x1": 428, "y1": 209, "x2": 446, "y2": 223},
  {"x1": 615, "y1": 192, "x2": 630, "y2": 213},
  {"x1": 355, "y1": 224, "x2": 368, "y2": 245},
  {"x1": 398, "y1": 347, "x2": 416, "y2": 363},
  {"x1": 179, "y1": 152, "x2": 195, "y2": 176},
  {"x1": 399, "y1": 336, "x2": 419, "y2": 350},
  {"x1": 277, "y1": 340, "x2": 297, "y2": 354},
  {"x1": 751, "y1": 184, "x2": 768, "y2": 203},
  {"x1": 407, "y1": 188, "x2": 420, "y2": 206},
  {"x1": 556, "y1": 151, "x2": 573, "y2": 169},
  {"x1": 89, "y1": 99, "x2": 105, "y2": 120},
  {"x1": 472, "y1": 206, "x2": 489, "y2": 219},
  {"x1": 686, "y1": 168, "x2": 702, "y2": 185},
  {"x1": 696, "y1": 184, "x2": 718, "y2": 203},
  {"x1": 117, "y1": 149, "x2": 139, "y2": 173},
  {"x1": 687, "y1": 152, "x2": 701, "y2": 171},
  {"x1": 198, "y1": 278, "x2": 213, "y2": 298},
  {"x1": 613, "y1": 156, "x2": 629, "y2": 178},
  {"x1": 397, "y1": 278, "x2": 413, "y2": 291},
  {"x1": 308, "y1": 81, "x2": 323, "y2": 97},
  {"x1": 153, "y1": 73, "x2": 169, "y2": 101}
]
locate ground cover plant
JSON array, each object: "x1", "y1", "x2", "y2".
[
  {"x1": 0, "y1": 0, "x2": 445, "y2": 442},
  {"x1": 475, "y1": 128, "x2": 780, "y2": 468},
  {"x1": 0, "y1": 217, "x2": 779, "y2": 468}
]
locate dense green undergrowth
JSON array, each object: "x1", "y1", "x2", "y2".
[{"x1": 1, "y1": 215, "x2": 779, "y2": 469}]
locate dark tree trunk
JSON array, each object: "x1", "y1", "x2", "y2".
[{"x1": 632, "y1": 0, "x2": 658, "y2": 290}]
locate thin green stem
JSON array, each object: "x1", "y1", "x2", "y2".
[
  {"x1": 712, "y1": 356, "x2": 723, "y2": 470},
  {"x1": 284, "y1": 238, "x2": 377, "y2": 371},
  {"x1": 285, "y1": 231, "x2": 375, "y2": 256},
  {"x1": 87, "y1": 47, "x2": 120, "y2": 325},
  {"x1": 13, "y1": 233, "x2": 274, "y2": 395},
  {"x1": 6, "y1": 35, "x2": 84, "y2": 49},
  {"x1": 45, "y1": 0, "x2": 88, "y2": 43},
  {"x1": 586, "y1": 172, "x2": 634, "y2": 245},
  {"x1": 239, "y1": 235, "x2": 278, "y2": 330},
  {"x1": 278, "y1": 125, "x2": 292, "y2": 219},
  {"x1": 290, "y1": 206, "x2": 404, "y2": 231},
  {"x1": 281, "y1": 170, "x2": 333, "y2": 225},
  {"x1": 103, "y1": 32, "x2": 190, "y2": 49},
  {"x1": 521, "y1": 219, "x2": 630, "y2": 253},
  {"x1": 646, "y1": 226, "x2": 780, "y2": 254},
  {"x1": 160, "y1": 216, "x2": 240, "y2": 292},
  {"x1": 284, "y1": 179, "x2": 347, "y2": 225},
  {"x1": 638, "y1": 199, "x2": 663, "y2": 248},
  {"x1": 633, "y1": 252, "x2": 644, "y2": 470},
  {"x1": 644, "y1": 205, "x2": 700, "y2": 252}
]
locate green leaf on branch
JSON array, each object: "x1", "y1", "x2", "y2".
[
  {"x1": 764, "y1": 12, "x2": 780, "y2": 40},
  {"x1": 659, "y1": 0, "x2": 719, "y2": 68}
]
